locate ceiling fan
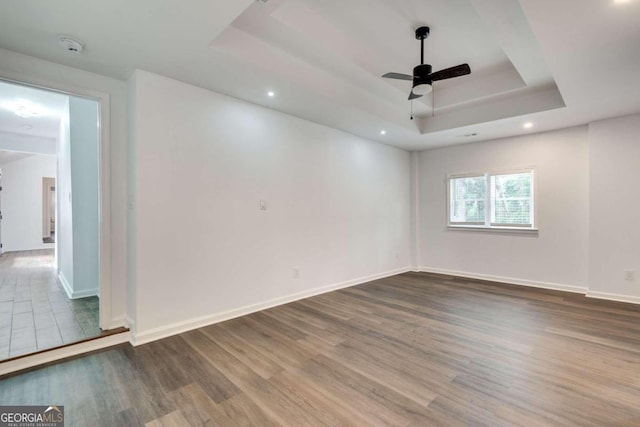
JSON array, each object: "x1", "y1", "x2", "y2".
[{"x1": 382, "y1": 26, "x2": 471, "y2": 100}]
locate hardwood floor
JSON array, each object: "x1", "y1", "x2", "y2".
[{"x1": 1, "y1": 272, "x2": 640, "y2": 426}]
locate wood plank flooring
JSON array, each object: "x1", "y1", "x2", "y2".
[{"x1": 1, "y1": 272, "x2": 640, "y2": 426}]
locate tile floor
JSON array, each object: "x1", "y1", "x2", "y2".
[{"x1": 0, "y1": 249, "x2": 100, "y2": 359}]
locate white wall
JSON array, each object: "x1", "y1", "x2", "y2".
[
  {"x1": 417, "y1": 126, "x2": 590, "y2": 291},
  {"x1": 69, "y1": 97, "x2": 100, "y2": 297},
  {"x1": 56, "y1": 96, "x2": 100, "y2": 299},
  {"x1": 588, "y1": 114, "x2": 640, "y2": 303},
  {"x1": 0, "y1": 47, "x2": 128, "y2": 328},
  {"x1": 0, "y1": 154, "x2": 56, "y2": 252},
  {"x1": 129, "y1": 70, "x2": 411, "y2": 342},
  {"x1": 57, "y1": 99, "x2": 73, "y2": 290}
]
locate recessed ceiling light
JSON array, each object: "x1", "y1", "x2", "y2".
[
  {"x1": 380, "y1": 130, "x2": 386, "y2": 135},
  {"x1": 523, "y1": 122, "x2": 533, "y2": 129},
  {"x1": 14, "y1": 106, "x2": 39, "y2": 118},
  {"x1": 267, "y1": 91, "x2": 275, "y2": 97},
  {"x1": 3, "y1": 100, "x2": 46, "y2": 118}
]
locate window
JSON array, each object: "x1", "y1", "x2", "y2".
[{"x1": 448, "y1": 169, "x2": 535, "y2": 229}]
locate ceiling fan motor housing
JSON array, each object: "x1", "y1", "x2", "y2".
[{"x1": 413, "y1": 64, "x2": 432, "y2": 87}]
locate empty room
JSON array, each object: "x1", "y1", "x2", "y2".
[{"x1": 0, "y1": 0, "x2": 639, "y2": 426}]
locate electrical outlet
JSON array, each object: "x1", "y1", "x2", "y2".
[
  {"x1": 624, "y1": 270, "x2": 635, "y2": 282},
  {"x1": 293, "y1": 268, "x2": 300, "y2": 279},
  {"x1": 259, "y1": 200, "x2": 267, "y2": 211}
]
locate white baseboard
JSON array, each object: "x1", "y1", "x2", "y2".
[
  {"x1": 57, "y1": 272, "x2": 98, "y2": 300},
  {"x1": 0, "y1": 331, "x2": 130, "y2": 377},
  {"x1": 131, "y1": 266, "x2": 412, "y2": 346},
  {"x1": 58, "y1": 272, "x2": 73, "y2": 299},
  {"x1": 69, "y1": 288, "x2": 99, "y2": 299},
  {"x1": 418, "y1": 266, "x2": 640, "y2": 306},
  {"x1": 586, "y1": 291, "x2": 640, "y2": 305},
  {"x1": 418, "y1": 266, "x2": 588, "y2": 294},
  {"x1": 2, "y1": 245, "x2": 55, "y2": 253}
]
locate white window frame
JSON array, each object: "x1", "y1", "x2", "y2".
[
  {"x1": 447, "y1": 172, "x2": 487, "y2": 227},
  {"x1": 446, "y1": 167, "x2": 538, "y2": 232}
]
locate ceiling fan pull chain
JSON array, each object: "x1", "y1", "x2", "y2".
[
  {"x1": 410, "y1": 100, "x2": 414, "y2": 120},
  {"x1": 432, "y1": 85, "x2": 435, "y2": 118}
]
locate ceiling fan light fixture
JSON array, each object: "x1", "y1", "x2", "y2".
[{"x1": 412, "y1": 83, "x2": 432, "y2": 96}]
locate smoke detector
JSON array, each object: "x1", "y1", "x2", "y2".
[{"x1": 57, "y1": 35, "x2": 83, "y2": 54}]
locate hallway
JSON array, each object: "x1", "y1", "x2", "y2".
[{"x1": 0, "y1": 249, "x2": 99, "y2": 359}]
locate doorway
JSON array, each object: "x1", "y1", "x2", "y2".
[
  {"x1": 42, "y1": 177, "x2": 55, "y2": 244},
  {"x1": 0, "y1": 79, "x2": 102, "y2": 360}
]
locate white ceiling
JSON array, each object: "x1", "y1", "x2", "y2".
[
  {"x1": 0, "y1": 80, "x2": 68, "y2": 139},
  {"x1": 0, "y1": 0, "x2": 638, "y2": 150}
]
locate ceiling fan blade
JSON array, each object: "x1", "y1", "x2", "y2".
[
  {"x1": 408, "y1": 91, "x2": 423, "y2": 100},
  {"x1": 429, "y1": 64, "x2": 471, "y2": 82},
  {"x1": 382, "y1": 72, "x2": 414, "y2": 81}
]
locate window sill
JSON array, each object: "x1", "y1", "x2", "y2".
[{"x1": 447, "y1": 225, "x2": 539, "y2": 235}]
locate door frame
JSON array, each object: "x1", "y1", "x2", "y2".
[
  {"x1": 0, "y1": 168, "x2": 2, "y2": 256},
  {"x1": 0, "y1": 74, "x2": 112, "y2": 331}
]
